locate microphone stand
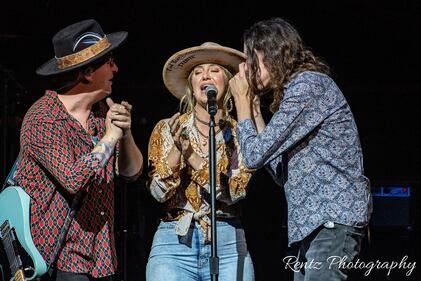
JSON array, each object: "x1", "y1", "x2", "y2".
[{"x1": 208, "y1": 113, "x2": 219, "y2": 281}]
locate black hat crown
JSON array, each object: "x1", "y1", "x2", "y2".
[
  {"x1": 53, "y1": 19, "x2": 106, "y2": 57},
  {"x1": 36, "y1": 19, "x2": 127, "y2": 76}
]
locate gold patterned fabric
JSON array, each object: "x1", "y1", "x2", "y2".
[
  {"x1": 56, "y1": 37, "x2": 111, "y2": 69},
  {"x1": 148, "y1": 112, "x2": 254, "y2": 241}
]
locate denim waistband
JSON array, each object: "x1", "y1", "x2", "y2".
[{"x1": 159, "y1": 217, "x2": 243, "y2": 229}]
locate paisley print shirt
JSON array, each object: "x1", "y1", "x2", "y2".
[{"x1": 236, "y1": 71, "x2": 372, "y2": 245}]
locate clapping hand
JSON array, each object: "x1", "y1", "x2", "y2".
[{"x1": 106, "y1": 98, "x2": 132, "y2": 138}]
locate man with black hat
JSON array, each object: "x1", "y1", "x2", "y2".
[{"x1": 15, "y1": 19, "x2": 143, "y2": 280}]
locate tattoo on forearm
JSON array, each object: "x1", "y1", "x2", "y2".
[{"x1": 93, "y1": 141, "x2": 115, "y2": 167}]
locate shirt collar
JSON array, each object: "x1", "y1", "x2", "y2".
[{"x1": 45, "y1": 90, "x2": 70, "y2": 120}]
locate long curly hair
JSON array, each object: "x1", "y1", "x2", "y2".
[
  {"x1": 243, "y1": 17, "x2": 330, "y2": 113},
  {"x1": 179, "y1": 65, "x2": 234, "y2": 117}
]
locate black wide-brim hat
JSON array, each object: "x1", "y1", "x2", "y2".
[{"x1": 36, "y1": 19, "x2": 127, "y2": 76}]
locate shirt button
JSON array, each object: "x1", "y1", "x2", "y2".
[
  {"x1": 324, "y1": 221, "x2": 335, "y2": 228},
  {"x1": 100, "y1": 211, "x2": 105, "y2": 216}
]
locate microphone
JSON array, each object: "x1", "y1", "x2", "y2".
[{"x1": 205, "y1": 85, "x2": 218, "y2": 116}]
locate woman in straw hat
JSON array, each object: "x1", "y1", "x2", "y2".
[{"x1": 146, "y1": 42, "x2": 255, "y2": 281}]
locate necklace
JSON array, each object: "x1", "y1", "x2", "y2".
[
  {"x1": 195, "y1": 114, "x2": 214, "y2": 126},
  {"x1": 193, "y1": 118, "x2": 221, "y2": 146},
  {"x1": 194, "y1": 110, "x2": 227, "y2": 127}
]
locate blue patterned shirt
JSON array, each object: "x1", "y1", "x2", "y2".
[{"x1": 236, "y1": 71, "x2": 372, "y2": 245}]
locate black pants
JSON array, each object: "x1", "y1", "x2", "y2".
[{"x1": 41, "y1": 269, "x2": 113, "y2": 281}]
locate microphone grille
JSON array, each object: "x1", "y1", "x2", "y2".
[{"x1": 205, "y1": 85, "x2": 218, "y2": 95}]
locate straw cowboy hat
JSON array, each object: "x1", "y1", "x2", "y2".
[
  {"x1": 36, "y1": 19, "x2": 127, "y2": 76},
  {"x1": 162, "y1": 42, "x2": 246, "y2": 99}
]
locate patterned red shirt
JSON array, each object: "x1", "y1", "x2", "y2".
[{"x1": 16, "y1": 90, "x2": 117, "y2": 277}]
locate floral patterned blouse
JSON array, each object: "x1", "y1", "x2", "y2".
[{"x1": 148, "y1": 112, "x2": 253, "y2": 241}]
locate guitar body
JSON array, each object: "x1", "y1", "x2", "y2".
[{"x1": 0, "y1": 186, "x2": 48, "y2": 281}]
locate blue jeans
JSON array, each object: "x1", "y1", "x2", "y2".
[
  {"x1": 292, "y1": 223, "x2": 365, "y2": 281},
  {"x1": 146, "y1": 219, "x2": 255, "y2": 281}
]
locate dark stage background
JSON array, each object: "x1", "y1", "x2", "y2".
[{"x1": 1, "y1": 1, "x2": 420, "y2": 280}]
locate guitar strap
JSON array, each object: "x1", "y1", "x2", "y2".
[{"x1": 1, "y1": 151, "x2": 84, "y2": 272}]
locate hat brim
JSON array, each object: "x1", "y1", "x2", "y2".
[
  {"x1": 163, "y1": 44, "x2": 246, "y2": 99},
  {"x1": 36, "y1": 31, "x2": 128, "y2": 76}
]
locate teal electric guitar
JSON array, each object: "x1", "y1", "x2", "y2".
[{"x1": 0, "y1": 186, "x2": 48, "y2": 281}]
